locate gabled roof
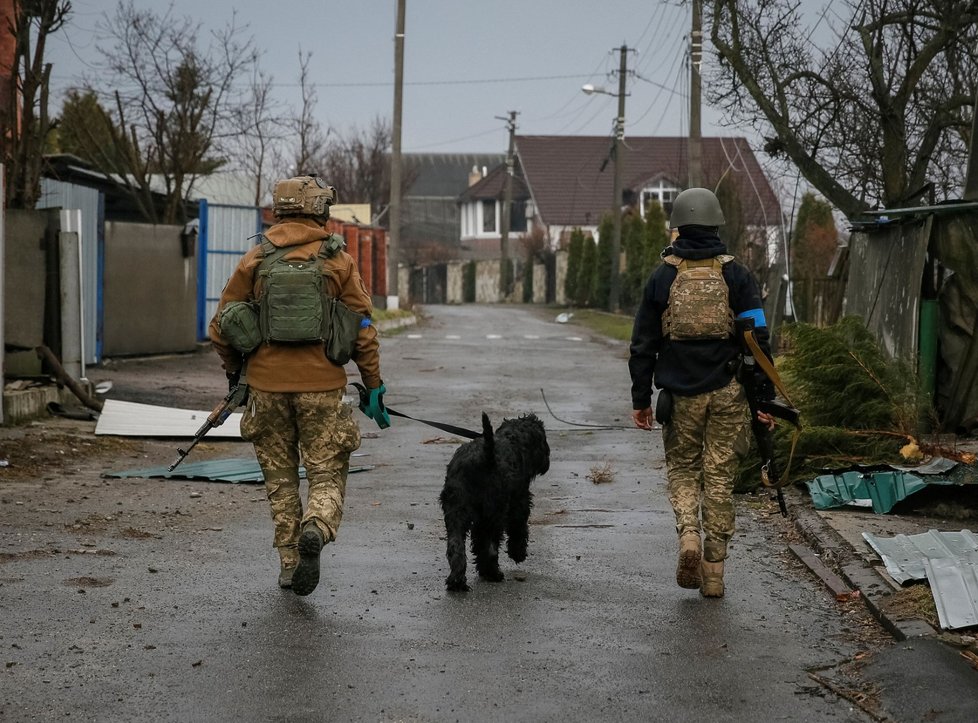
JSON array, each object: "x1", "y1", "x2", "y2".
[
  {"x1": 457, "y1": 162, "x2": 529, "y2": 202},
  {"x1": 403, "y1": 152, "x2": 505, "y2": 197},
  {"x1": 513, "y1": 135, "x2": 782, "y2": 227}
]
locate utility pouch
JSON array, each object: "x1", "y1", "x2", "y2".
[
  {"x1": 325, "y1": 298, "x2": 366, "y2": 365},
  {"x1": 219, "y1": 301, "x2": 263, "y2": 354},
  {"x1": 655, "y1": 388, "x2": 674, "y2": 425}
]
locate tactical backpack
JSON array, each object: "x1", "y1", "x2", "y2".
[
  {"x1": 661, "y1": 254, "x2": 735, "y2": 340},
  {"x1": 219, "y1": 234, "x2": 366, "y2": 365}
]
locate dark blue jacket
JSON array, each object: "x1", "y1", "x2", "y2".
[{"x1": 628, "y1": 229, "x2": 770, "y2": 408}]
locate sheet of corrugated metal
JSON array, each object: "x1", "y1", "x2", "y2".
[
  {"x1": 863, "y1": 529, "x2": 978, "y2": 630},
  {"x1": 924, "y1": 554, "x2": 978, "y2": 630},
  {"x1": 94, "y1": 399, "x2": 242, "y2": 438},
  {"x1": 863, "y1": 529, "x2": 978, "y2": 584},
  {"x1": 103, "y1": 458, "x2": 374, "y2": 483}
]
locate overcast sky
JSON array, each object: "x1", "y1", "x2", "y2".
[{"x1": 46, "y1": 0, "x2": 764, "y2": 156}]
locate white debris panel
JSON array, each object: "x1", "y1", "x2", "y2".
[
  {"x1": 863, "y1": 529, "x2": 978, "y2": 630},
  {"x1": 95, "y1": 399, "x2": 242, "y2": 438}
]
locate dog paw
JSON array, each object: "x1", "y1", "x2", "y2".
[
  {"x1": 445, "y1": 577, "x2": 470, "y2": 592},
  {"x1": 508, "y1": 550, "x2": 527, "y2": 563},
  {"x1": 478, "y1": 569, "x2": 504, "y2": 583}
]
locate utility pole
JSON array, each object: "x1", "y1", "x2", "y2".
[
  {"x1": 387, "y1": 0, "x2": 406, "y2": 310},
  {"x1": 689, "y1": 0, "x2": 703, "y2": 189},
  {"x1": 497, "y1": 110, "x2": 518, "y2": 301},
  {"x1": 609, "y1": 44, "x2": 628, "y2": 313}
]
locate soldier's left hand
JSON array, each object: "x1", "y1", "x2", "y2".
[{"x1": 757, "y1": 410, "x2": 776, "y2": 431}]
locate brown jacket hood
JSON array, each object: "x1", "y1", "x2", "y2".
[{"x1": 263, "y1": 218, "x2": 331, "y2": 248}]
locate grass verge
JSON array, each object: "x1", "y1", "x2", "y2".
[{"x1": 559, "y1": 308, "x2": 634, "y2": 342}]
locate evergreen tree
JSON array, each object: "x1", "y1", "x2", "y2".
[
  {"x1": 643, "y1": 199, "x2": 670, "y2": 278},
  {"x1": 564, "y1": 228, "x2": 585, "y2": 306},
  {"x1": 792, "y1": 192, "x2": 838, "y2": 278},
  {"x1": 621, "y1": 209, "x2": 646, "y2": 309},
  {"x1": 56, "y1": 90, "x2": 126, "y2": 172},
  {"x1": 577, "y1": 235, "x2": 598, "y2": 307},
  {"x1": 594, "y1": 213, "x2": 614, "y2": 310},
  {"x1": 789, "y1": 193, "x2": 841, "y2": 323}
]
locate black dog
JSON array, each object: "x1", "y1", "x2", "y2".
[{"x1": 439, "y1": 412, "x2": 550, "y2": 592}]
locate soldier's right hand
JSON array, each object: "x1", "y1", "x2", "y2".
[{"x1": 632, "y1": 407, "x2": 653, "y2": 431}]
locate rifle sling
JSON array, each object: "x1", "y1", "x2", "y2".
[{"x1": 742, "y1": 329, "x2": 801, "y2": 493}]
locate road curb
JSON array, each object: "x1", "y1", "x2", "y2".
[
  {"x1": 376, "y1": 314, "x2": 417, "y2": 332},
  {"x1": 784, "y1": 486, "x2": 938, "y2": 642}
]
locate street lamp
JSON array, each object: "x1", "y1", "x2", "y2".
[{"x1": 581, "y1": 47, "x2": 628, "y2": 312}]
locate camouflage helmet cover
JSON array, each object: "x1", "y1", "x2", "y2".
[
  {"x1": 272, "y1": 175, "x2": 336, "y2": 218},
  {"x1": 669, "y1": 187, "x2": 726, "y2": 228}
]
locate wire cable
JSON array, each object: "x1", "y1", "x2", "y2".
[{"x1": 540, "y1": 389, "x2": 639, "y2": 432}]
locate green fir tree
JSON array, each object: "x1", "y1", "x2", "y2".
[
  {"x1": 577, "y1": 235, "x2": 598, "y2": 307},
  {"x1": 594, "y1": 213, "x2": 614, "y2": 310},
  {"x1": 564, "y1": 228, "x2": 585, "y2": 305}
]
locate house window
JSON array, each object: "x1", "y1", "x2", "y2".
[
  {"x1": 482, "y1": 200, "x2": 496, "y2": 233},
  {"x1": 641, "y1": 181, "x2": 680, "y2": 220}
]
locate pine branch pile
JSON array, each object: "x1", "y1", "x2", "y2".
[{"x1": 735, "y1": 316, "x2": 929, "y2": 491}]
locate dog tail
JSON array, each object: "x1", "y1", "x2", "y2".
[{"x1": 481, "y1": 412, "x2": 494, "y2": 464}]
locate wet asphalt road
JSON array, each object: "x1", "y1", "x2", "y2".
[{"x1": 1, "y1": 304, "x2": 878, "y2": 721}]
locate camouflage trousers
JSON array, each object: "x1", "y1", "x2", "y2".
[
  {"x1": 240, "y1": 388, "x2": 361, "y2": 568},
  {"x1": 662, "y1": 378, "x2": 748, "y2": 562}
]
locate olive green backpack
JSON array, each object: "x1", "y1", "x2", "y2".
[{"x1": 219, "y1": 234, "x2": 366, "y2": 365}]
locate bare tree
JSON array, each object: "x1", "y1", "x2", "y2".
[
  {"x1": 82, "y1": 0, "x2": 258, "y2": 223},
  {"x1": 231, "y1": 67, "x2": 285, "y2": 206},
  {"x1": 286, "y1": 49, "x2": 329, "y2": 176},
  {"x1": 0, "y1": 0, "x2": 70, "y2": 209},
  {"x1": 706, "y1": 0, "x2": 978, "y2": 219},
  {"x1": 320, "y1": 116, "x2": 394, "y2": 218}
]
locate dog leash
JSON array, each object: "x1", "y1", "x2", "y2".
[{"x1": 350, "y1": 383, "x2": 482, "y2": 439}]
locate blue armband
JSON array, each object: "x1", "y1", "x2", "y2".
[{"x1": 737, "y1": 308, "x2": 767, "y2": 328}]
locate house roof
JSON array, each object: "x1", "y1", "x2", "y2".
[
  {"x1": 457, "y1": 161, "x2": 530, "y2": 202},
  {"x1": 404, "y1": 152, "x2": 505, "y2": 197},
  {"x1": 513, "y1": 135, "x2": 782, "y2": 227}
]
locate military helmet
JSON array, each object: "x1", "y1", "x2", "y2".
[
  {"x1": 272, "y1": 175, "x2": 336, "y2": 218},
  {"x1": 669, "y1": 187, "x2": 726, "y2": 228}
]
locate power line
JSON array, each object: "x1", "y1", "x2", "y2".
[{"x1": 277, "y1": 73, "x2": 599, "y2": 89}]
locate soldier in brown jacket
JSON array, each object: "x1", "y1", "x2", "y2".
[{"x1": 208, "y1": 175, "x2": 386, "y2": 596}]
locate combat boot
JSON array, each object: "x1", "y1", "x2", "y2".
[
  {"x1": 291, "y1": 522, "x2": 325, "y2": 596},
  {"x1": 700, "y1": 560, "x2": 725, "y2": 598},
  {"x1": 676, "y1": 531, "x2": 702, "y2": 589},
  {"x1": 278, "y1": 564, "x2": 296, "y2": 589}
]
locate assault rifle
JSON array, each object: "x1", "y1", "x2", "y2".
[
  {"x1": 168, "y1": 381, "x2": 250, "y2": 472},
  {"x1": 736, "y1": 317, "x2": 801, "y2": 517}
]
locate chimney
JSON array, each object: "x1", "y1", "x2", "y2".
[{"x1": 468, "y1": 164, "x2": 481, "y2": 187}]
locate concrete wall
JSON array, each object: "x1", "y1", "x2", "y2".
[
  {"x1": 3, "y1": 209, "x2": 56, "y2": 375},
  {"x1": 532, "y1": 263, "x2": 547, "y2": 304},
  {"x1": 474, "y1": 260, "x2": 501, "y2": 303},
  {"x1": 103, "y1": 221, "x2": 196, "y2": 356},
  {"x1": 446, "y1": 262, "x2": 464, "y2": 303},
  {"x1": 554, "y1": 250, "x2": 567, "y2": 306}
]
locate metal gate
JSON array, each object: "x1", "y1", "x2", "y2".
[{"x1": 197, "y1": 201, "x2": 263, "y2": 340}]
